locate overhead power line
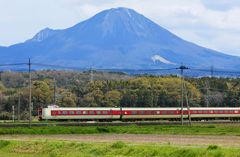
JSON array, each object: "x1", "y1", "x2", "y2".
[
  {"x1": 0, "y1": 63, "x2": 27, "y2": 66},
  {"x1": 2, "y1": 62, "x2": 240, "y2": 75}
]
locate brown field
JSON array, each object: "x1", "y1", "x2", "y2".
[{"x1": 1, "y1": 134, "x2": 240, "y2": 148}]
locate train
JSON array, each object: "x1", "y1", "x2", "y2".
[{"x1": 38, "y1": 105, "x2": 240, "y2": 121}]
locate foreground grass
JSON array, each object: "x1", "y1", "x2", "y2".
[
  {"x1": 0, "y1": 124, "x2": 240, "y2": 136},
  {"x1": 0, "y1": 140, "x2": 239, "y2": 157}
]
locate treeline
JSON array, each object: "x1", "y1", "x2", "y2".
[{"x1": 0, "y1": 70, "x2": 240, "y2": 120}]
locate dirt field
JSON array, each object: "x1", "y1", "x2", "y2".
[{"x1": 1, "y1": 134, "x2": 240, "y2": 147}]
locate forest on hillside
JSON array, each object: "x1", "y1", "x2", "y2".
[{"x1": 0, "y1": 70, "x2": 240, "y2": 120}]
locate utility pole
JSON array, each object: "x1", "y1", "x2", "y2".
[
  {"x1": 178, "y1": 64, "x2": 188, "y2": 125},
  {"x1": 12, "y1": 105, "x2": 14, "y2": 122},
  {"x1": 90, "y1": 67, "x2": 93, "y2": 82},
  {"x1": 183, "y1": 79, "x2": 192, "y2": 125},
  {"x1": 210, "y1": 65, "x2": 214, "y2": 77},
  {"x1": 205, "y1": 81, "x2": 209, "y2": 107},
  {"x1": 29, "y1": 58, "x2": 32, "y2": 127},
  {"x1": 18, "y1": 92, "x2": 20, "y2": 120},
  {"x1": 54, "y1": 78, "x2": 56, "y2": 104}
]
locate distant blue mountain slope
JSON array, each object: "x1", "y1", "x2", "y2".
[{"x1": 0, "y1": 7, "x2": 239, "y2": 71}]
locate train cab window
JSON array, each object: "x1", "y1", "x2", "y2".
[
  {"x1": 161, "y1": 111, "x2": 167, "y2": 114},
  {"x1": 220, "y1": 111, "x2": 223, "y2": 113},
  {"x1": 62, "y1": 111, "x2": 68, "y2": 114},
  {"x1": 235, "y1": 111, "x2": 239, "y2": 113},
  {"x1": 147, "y1": 111, "x2": 153, "y2": 114},
  {"x1": 214, "y1": 111, "x2": 218, "y2": 113},
  {"x1": 209, "y1": 111, "x2": 213, "y2": 113},
  {"x1": 131, "y1": 111, "x2": 137, "y2": 114},
  {"x1": 139, "y1": 111, "x2": 145, "y2": 114},
  {"x1": 90, "y1": 111, "x2": 95, "y2": 114},
  {"x1": 198, "y1": 111, "x2": 203, "y2": 113},
  {"x1": 103, "y1": 111, "x2": 108, "y2": 114},
  {"x1": 76, "y1": 111, "x2": 81, "y2": 114},
  {"x1": 230, "y1": 111, "x2": 234, "y2": 113},
  {"x1": 58, "y1": 111, "x2": 61, "y2": 114},
  {"x1": 193, "y1": 111, "x2": 197, "y2": 113},
  {"x1": 69, "y1": 111, "x2": 75, "y2": 114},
  {"x1": 96, "y1": 111, "x2": 101, "y2": 114},
  {"x1": 204, "y1": 111, "x2": 208, "y2": 113},
  {"x1": 225, "y1": 111, "x2": 229, "y2": 113},
  {"x1": 83, "y1": 111, "x2": 88, "y2": 114},
  {"x1": 154, "y1": 111, "x2": 160, "y2": 114},
  {"x1": 169, "y1": 111, "x2": 175, "y2": 114}
]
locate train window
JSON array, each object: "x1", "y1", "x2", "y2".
[
  {"x1": 204, "y1": 111, "x2": 208, "y2": 113},
  {"x1": 139, "y1": 111, "x2": 145, "y2": 114},
  {"x1": 225, "y1": 111, "x2": 229, "y2": 113},
  {"x1": 161, "y1": 111, "x2": 167, "y2": 114},
  {"x1": 209, "y1": 111, "x2": 213, "y2": 113},
  {"x1": 90, "y1": 111, "x2": 95, "y2": 114},
  {"x1": 131, "y1": 111, "x2": 137, "y2": 114},
  {"x1": 96, "y1": 111, "x2": 101, "y2": 114},
  {"x1": 76, "y1": 111, "x2": 81, "y2": 114},
  {"x1": 69, "y1": 111, "x2": 75, "y2": 114},
  {"x1": 193, "y1": 111, "x2": 197, "y2": 113},
  {"x1": 235, "y1": 111, "x2": 238, "y2": 113},
  {"x1": 230, "y1": 111, "x2": 233, "y2": 113},
  {"x1": 62, "y1": 111, "x2": 68, "y2": 114},
  {"x1": 169, "y1": 111, "x2": 175, "y2": 114},
  {"x1": 214, "y1": 111, "x2": 218, "y2": 113},
  {"x1": 154, "y1": 111, "x2": 160, "y2": 114},
  {"x1": 103, "y1": 111, "x2": 108, "y2": 114},
  {"x1": 198, "y1": 111, "x2": 203, "y2": 113},
  {"x1": 58, "y1": 111, "x2": 61, "y2": 114},
  {"x1": 83, "y1": 111, "x2": 88, "y2": 114},
  {"x1": 53, "y1": 111, "x2": 56, "y2": 114},
  {"x1": 147, "y1": 111, "x2": 153, "y2": 114},
  {"x1": 220, "y1": 111, "x2": 223, "y2": 113}
]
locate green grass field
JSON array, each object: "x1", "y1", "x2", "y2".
[
  {"x1": 1, "y1": 124, "x2": 240, "y2": 156},
  {"x1": 0, "y1": 140, "x2": 239, "y2": 157},
  {"x1": 0, "y1": 124, "x2": 240, "y2": 136}
]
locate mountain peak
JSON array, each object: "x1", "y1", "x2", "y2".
[{"x1": 2, "y1": 7, "x2": 240, "y2": 72}]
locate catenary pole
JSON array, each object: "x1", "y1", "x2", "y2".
[
  {"x1": 183, "y1": 78, "x2": 192, "y2": 125},
  {"x1": 181, "y1": 67, "x2": 183, "y2": 125},
  {"x1": 178, "y1": 65, "x2": 188, "y2": 125},
  {"x1": 54, "y1": 78, "x2": 56, "y2": 104},
  {"x1": 29, "y1": 58, "x2": 31, "y2": 127}
]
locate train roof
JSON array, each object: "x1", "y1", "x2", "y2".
[{"x1": 40, "y1": 107, "x2": 240, "y2": 110}]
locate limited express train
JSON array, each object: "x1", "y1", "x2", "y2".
[{"x1": 38, "y1": 105, "x2": 240, "y2": 121}]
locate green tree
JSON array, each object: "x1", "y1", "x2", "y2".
[{"x1": 103, "y1": 90, "x2": 121, "y2": 107}]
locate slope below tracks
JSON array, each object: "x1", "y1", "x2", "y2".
[{"x1": 0, "y1": 120, "x2": 239, "y2": 127}]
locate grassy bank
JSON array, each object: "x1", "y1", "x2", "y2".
[
  {"x1": 0, "y1": 124, "x2": 240, "y2": 136},
  {"x1": 0, "y1": 140, "x2": 239, "y2": 157}
]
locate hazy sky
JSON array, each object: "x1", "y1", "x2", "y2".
[{"x1": 1, "y1": 0, "x2": 240, "y2": 56}]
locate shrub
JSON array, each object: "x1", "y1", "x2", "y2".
[
  {"x1": 0, "y1": 140, "x2": 10, "y2": 149},
  {"x1": 111, "y1": 141, "x2": 126, "y2": 148},
  {"x1": 96, "y1": 127, "x2": 110, "y2": 133},
  {"x1": 207, "y1": 145, "x2": 219, "y2": 150},
  {"x1": 207, "y1": 125, "x2": 216, "y2": 128}
]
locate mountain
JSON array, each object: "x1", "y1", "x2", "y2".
[{"x1": 0, "y1": 7, "x2": 240, "y2": 72}]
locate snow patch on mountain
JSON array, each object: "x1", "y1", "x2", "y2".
[
  {"x1": 124, "y1": 8, "x2": 143, "y2": 30},
  {"x1": 152, "y1": 55, "x2": 176, "y2": 65},
  {"x1": 26, "y1": 28, "x2": 57, "y2": 43}
]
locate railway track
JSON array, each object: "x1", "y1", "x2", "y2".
[{"x1": 0, "y1": 120, "x2": 239, "y2": 127}]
